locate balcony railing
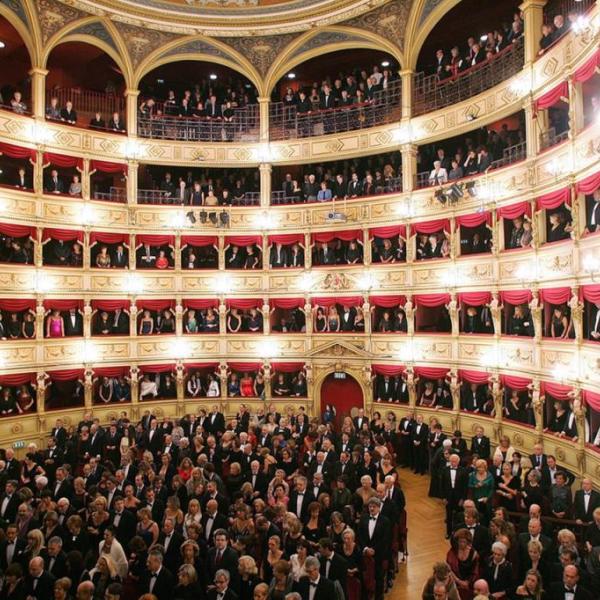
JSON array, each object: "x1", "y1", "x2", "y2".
[
  {"x1": 269, "y1": 80, "x2": 402, "y2": 141},
  {"x1": 539, "y1": 127, "x2": 569, "y2": 151},
  {"x1": 269, "y1": 176, "x2": 403, "y2": 205},
  {"x1": 138, "y1": 105, "x2": 259, "y2": 142},
  {"x1": 47, "y1": 88, "x2": 126, "y2": 118},
  {"x1": 92, "y1": 187, "x2": 260, "y2": 206},
  {"x1": 544, "y1": 0, "x2": 595, "y2": 22},
  {"x1": 416, "y1": 141, "x2": 527, "y2": 189},
  {"x1": 413, "y1": 39, "x2": 524, "y2": 116}
]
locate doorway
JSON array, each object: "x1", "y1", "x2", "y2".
[{"x1": 320, "y1": 372, "x2": 364, "y2": 427}]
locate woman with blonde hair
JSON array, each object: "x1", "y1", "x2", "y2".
[
  {"x1": 183, "y1": 499, "x2": 202, "y2": 537},
  {"x1": 23, "y1": 529, "x2": 45, "y2": 562},
  {"x1": 90, "y1": 555, "x2": 120, "y2": 600},
  {"x1": 238, "y1": 555, "x2": 260, "y2": 600},
  {"x1": 53, "y1": 577, "x2": 72, "y2": 600},
  {"x1": 493, "y1": 435, "x2": 515, "y2": 462},
  {"x1": 136, "y1": 507, "x2": 159, "y2": 546},
  {"x1": 267, "y1": 559, "x2": 294, "y2": 600},
  {"x1": 164, "y1": 496, "x2": 184, "y2": 527},
  {"x1": 253, "y1": 583, "x2": 269, "y2": 600}
]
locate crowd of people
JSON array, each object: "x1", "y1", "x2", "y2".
[{"x1": 0, "y1": 407, "x2": 407, "y2": 600}]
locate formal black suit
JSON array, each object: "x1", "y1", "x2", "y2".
[
  {"x1": 141, "y1": 566, "x2": 175, "y2": 600},
  {"x1": 205, "y1": 412, "x2": 225, "y2": 435},
  {"x1": 517, "y1": 532, "x2": 552, "y2": 557},
  {"x1": 574, "y1": 489, "x2": 600, "y2": 523},
  {"x1": 376, "y1": 377, "x2": 394, "y2": 402},
  {"x1": 111, "y1": 249, "x2": 129, "y2": 269},
  {"x1": 441, "y1": 466, "x2": 469, "y2": 536},
  {"x1": 157, "y1": 530, "x2": 185, "y2": 572},
  {"x1": 269, "y1": 245, "x2": 289, "y2": 268},
  {"x1": 143, "y1": 428, "x2": 164, "y2": 457},
  {"x1": 45, "y1": 176, "x2": 64, "y2": 194},
  {"x1": 109, "y1": 508, "x2": 137, "y2": 543},
  {"x1": 201, "y1": 512, "x2": 229, "y2": 544},
  {"x1": 319, "y1": 552, "x2": 348, "y2": 593},
  {"x1": 51, "y1": 479, "x2": 73, "y2": 502},
  {"x1": 294, "y1": 576, "x2": 337, "y2": 600},
  {"x1": 206, "y1": 589, "x2": 238, "y2": 600},
  {"x1": 244, "y1": 471, "x2": 268, "y2": 497},
  {"x1": 40, "y1": 549, "x2": 69, "y2": 578},
  {"x1": 357, "y1": 513, "x2": 391, "y2": 600},
  {"x1": 207, "y1": 546, "x2": 240, "y2": 593},
  {"x1": 0, "y1": 537, "x2": 27, "y2": 570},
  {"x1": 24, "y1": 570, "x2": 56, "y2": 600},
  {"x1": 454, "y1": 522, "x2": 491, "y2": 559},
  {"x1": 289, "y1": 490, "x2": 315, "y2": 522},
  {"x1": 546, "y1": 582, "x2": 594, "y2": 600},
  {"x1": 0, "y1": 492, "x2": 20, "y2": 523},
  {"x1": 529, "y1": 453, "x2": 548, "y2": 471},
  {"x1": 470, "y1": 435, "x2": 491, "y2": 460},
  {"x1": 410, "y1": 421, "x2": 429, "y2": 474},
  {"x1": 63, "y1": 312, "x2": 83, "y2": 337},
  {"x1": 398, "y1": 417, "x2": 414, "y2": 468}
]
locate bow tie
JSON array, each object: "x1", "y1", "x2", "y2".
[
  {"x1": 310, "y1": 583, "x2": 318, "y2": 588},
  {"x1": 369, "y1": 517, "x2": 377, "y2": 521},
  {"x1": 151, "y1": 573, "x2": 158, "y2": 578},
  {"x1": 585, "y1": 492, "x2": 591, "y2": 495}
]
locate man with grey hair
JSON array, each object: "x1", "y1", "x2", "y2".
[
  {"x1": 294, "y1": 555, "x2": 336, "y2": 600},
  {"x1": 290, "y1": 475, "x2": 314, "y2": 522},
  {"x1": 208, "y1": 569, "x2": 236, "y2": 600},
  {"x1": 358, "y1": 497, "x2": 391, "y2": 600},
  {"x1": 441, "y1": 453, "x2": 468, "y2": 538},
  {"x1": 25, "y1": 556, "x2": 56, "y2": 600},
  {"x1": 75, "y1": 581, "x2": 94, "y2": 600},
  {"x1": 141, "y1": 548, "x2": 174, "y2": 600},
  {"x1": 285, "y1": 594, "x2": 302, "y2": 600},
  {"x1": 41, "y1": 535, "x2": 68, "y2": 578}
]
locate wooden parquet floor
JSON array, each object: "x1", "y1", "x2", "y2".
[{"x1": 389, "y1": 468, "x2": 449, "y2": 598}]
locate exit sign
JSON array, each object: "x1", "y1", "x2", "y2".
[{"x1": 13, "y1": 441, "x2": 25, "y2": 449}]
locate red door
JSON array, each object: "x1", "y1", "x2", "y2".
[{"x1": 320, "y1": 372, "x2": 364, "y2": 427}]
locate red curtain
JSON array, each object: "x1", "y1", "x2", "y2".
[
  {"x1": 43, "y1": 228, "x2": 83, "y2": 243},
  {"x1": 0, "y1": 141, "x2": 36, "y2": 160},
  {"x1": 225, "y1": 235, "x2": 262, "y2": 247},
  {"x1": 539, "y1": 287, "x2": 571, "y2": 304},
  {"x1": 415, "y1": 366, "x2": 449, "y2": 379},
  {"x1": 90, "y1": 160, "x2": 128, "y2": 174},
  {"x1": 574, "y1": 50, "x2": 600, "y2": 83},
  {"x1": 580, "y1": 284, "x2": 600, "y2": 303},
  {"x1": 369, "y1": 225, "x2": 407, "y2": 239},
  {"x1": 268, "y1": 233, "x2": 304, "y2": 245},
  {"x1": 499, "y1": 290, "x2": 533, "y2": 304},
  {"x1": 226, "y1": 298, "x2": 263, "y2": 309},
  {"x1": 93, "y1": 366, "x2": 129, "y2": 378},
  {"x1": 414, "y1": 293, "x2": 450, "y2": 307},
  {"x1": 0, "y1": 223, "x2": 35, "y2": 239},
  {"x1": 372, "y1": 364, "x2": 405, "y2": 375},
  {"x1": 412, "y1": 218, "x2": 450, "y2": 235},
  {"x1": 536, "y1": 187, "x2": 570, "y2": 210},
  {"x1": 497, "y1": 201, "x2": 532, "y2": 219},
  {"x1": 458, "y1": 369, "x2": 490, "y2": 384},
  {"x1": 534, "y1": 81, "x2": 568, "y2": 110},
  {"x1": 0, "y1": 373, "x2": 36, "y2": 386},
  {"x1": 183, "y1": 299, "x2": 219, "y2": 310},
  {"x1": 136, "y1": 299, "x2": 174, "y2": 311},
  {"x1": 43, "y1": 153, "x2": 83, "y2": 170},
  {"x1": 369, "y1": 295, "x2": 406, "y2": 308},
  {"x1": 501, "y1": 374, "x2": 531, "y2": 391},
  {"x1": 541, "y1": 381, "x2": 571, "y2": 400},
  {"x1": 136, "y1": 235, "x2": 174, "y2": 247},
  {"x1": 0, "y1": 299, "x2": 36, "y2": 312},
  {"x1": 48, "y1": 369, "x2": 85, "y2": 381},
  {"x1": 43, "y1": 299, "x2": 83, "y2": 311},
  {"x1": 312, "y1": 230, "x2": 362, "y2": 243},
  {"x1": 228, "y1": 362, "x2": 262, "y2": 372},
  {"x1": 139, "y1": 364, "x2": 175, "y2": 374},
  {"x1": 584, "y1": 389, "x2": 600, "y2": 412},
  {"x1": 91, "y1": 300, "x2": 130, "y2": 312},
  {"x1": 184, "y1": 362, "x2": 219, "y2": 370},
  {"x1": 89, "y1": 232, "x2": 129, "y2": 245},
  {"x1": 271, "y1": 362, "x2": 304, "y2": 373},
  {"x1": 457, "y1": 291, "x2": 491, "y2": 306},
  {"x1": 576, "y1": 172, "x2": 600, "y2": 195},
  {"x1": 312, "y1": 296, "x2": 363, "y2": 307},
  {"x1": 456, "y1": 212, "x2": 491, "y2": 228},
  {"x1": 181, "y1": 235, "x2": 218, "y2": 248},
  {"x1": 270, "y1": 297, "x2": 304, "y2": 309}
]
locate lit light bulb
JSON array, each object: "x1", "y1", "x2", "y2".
[
  {"x1": 258, "y1": 339, "x2": 280, "y2": 358},
  {"x1": 126, "y1": 274, "x2": 144, "y2": 295},
  {"x1": 214, "y1": 273, "x2": 233, "y2": 294},
  {"x1": 297, "y1": 271, "x2": 316, "y2": 292},
  {"x1": 170, "y1": 337, "x2": 191, "y2": 359}
]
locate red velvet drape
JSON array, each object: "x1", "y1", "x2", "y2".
[
  {"x1": 270, "y1": 298, "x2": 304, "y2": 309},
  {"x1": 181, "y1": 236, "x2": 218, "y2": 248},
  {"x1": 312, "y1": 230, "x2": 362, "y2": 243},
  {"x1": 369, "y1": 295, "x2": 407, "y2": 308},
  {"x1": 90, "y1": 160, "x2": 128, "y2": 174},
  {"x1": 372, "y1": 364, "x2": 405, "y2": 375},
  {"x1": 458, "y1": 369, "x2": 490, "y2": 384},
  {"x1": 497, "y1": 201, "x2": 532, "y2": 219},
  {"x1": 541, "y1": 381, "x2": 572, "y2": 400},
  {"x1": 534, "y1": 81, "x2": 568, "y2": 110},
  {"x1": 413, "y1": 293, "x2": 450, "y2": 307},
  {"x1": 183, "y1": 299, "x2": 219, "y2": 310},
  {"x1": 457, "y1": 292, "x2": 491, "y2": 306},
  {"x1": 500, "y1": 374, "x2": 531, "y2": 391},
  {"x1": 0, "y1": 141, "x2": 36, "y2": 160},
  {"x1": 268, "y1": 233, "x2": 304, "y2": 245},
  {"x1": 536, "y1": 187, "x2": 570, "y2": 210},
  {"x1": 369, "y1": 225, "x2": 407, "y2": 239}
]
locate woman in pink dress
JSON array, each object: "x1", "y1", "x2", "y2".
[{"x1": 46, "y1": 310, "x2": 64, "y2": 337}]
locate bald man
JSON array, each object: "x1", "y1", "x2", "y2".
[
  {"x1": 25, "y1": 556, "x2": 56, "y2": 600},
  {"x1": 574, "y1": 478, "x2": 600, "y2": 524},
  {"x1": 547, "y1": 564, "x2": 593, "y2": 600},
  {"x1": 76, "y1": 581, "x2": 95, "y2": 600}
]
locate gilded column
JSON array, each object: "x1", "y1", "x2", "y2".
[
  {"x1": 175, "y1": 300, "x2": 183, "y2": 336},
  {"x1": 83, "y1": 301, "x2": 92, "y2": 338},
  {"x1": 572, "y1": 386, "x2": 586, "y2": 475},
  {"x1": 449, "y1": 217, "x2": 457, "y2": 259},
  {"x1": 83, "y1": 231, "x2": 91, "y2": 273},
  {"x1": 406, "y1": 366, "x2": 417, "y2": 407},
  {"x1": 519, "y1": 0, "x2": 548, "y2": 65},
  {"x1": 523, "y1": 101, "x2": 542, "y2": 159},
  {"x1": 35, "y1": 227, "x2": 43, "y2": 267},
  {"x1": 218, "y1": 236, "x2": 225, "y2": 270},
  {"x1": 257, "y1": 96, "x2": 270, "y2": 143},
  {"x1": 174, "y1": 233, "x2": 182, "y2": 270},
  {"x1": 530, "y1": 378, "x2": 543, "y2": 440},
  {"x1": 129, "y1": 367, "x2": 140, "y2": 407},
  {"x1": 490, "y1": 293, "x2": 502, "y2": 338},
  {"x1": 219, "y1": 363, "x2": 229, "y2": 402},
  {"x1": 363, "y1": 230, "x2": 372, "y2": 265},
  {"x1": 33, "y1": 151, "x2": 45, "y2": 196},
  {"x1": 36, "y1": 372, "x2": 47, "y2": 414},
  {"x1": 84, "y1": 368, "x2": 93, "y2": 409},
  {"x1": 362, "y1": 299, "x2": 371, "y2": 335},
  {"x1": 126, "y1": 161, "x2": 139, "y2": 205},
  {"x1": 35, "y1": 299, "x2": 45, "y2": 340},
  {"x1": 263, "y1": 361, "x2": 272, "y2": 402},
  {"x1": 529, "y1": 290, "x2": 543, "y2": 341},
  {"x1": 304, "y1": 363, "x2": 315, "y2": 414},
  {"x1": 125, "y1": 89, "x2": 140, "y2": 137},
  {"x1": 448, "y1": 292, "x2": 459, "y2": 337},
  {"x1": 405, "y1": 223, "x2": 413, "y2": 263},
  {"x1": 28, "y1": 68, "x2": 48, "y2": 119},
  {"x1": 569, "y1": 287, "x2": 584, "y2": 342},
  {"x1": 399, "y1": 69, "x2": 413, "y2": 120},
  {"x1": 129, "y1": 234, "x2": 137, "y2": 270},
  {"x1": 81, "y1": 158, "x2": 91, "y2": 200},
  {"x1": 175, "y1": 362, "x2": 185, "y2": 403},
  {"x1": 400, "y1": 143, "x2": 418, "y2": 192},
  {"x1": 259, "y1": 163, "x2": 272, "y2": 207},
  {"x1": 262, "y1": 234, "x2": 270, "y2": 270},
  {"x1": 219, "y1": 301, "x2": 227, "y2": 333},
  {"x1": 303, "y1": 300, "x2": 313, "y2": 335},
  {"x1": 129, "y1": 303, "x2": 138, "y2": 337},
  {"x1": 262, "y1": 301, "x2": 271, "y2": 335},
  {"x1": 404, "y1": 296, "x2": 415, "y2": 336},
  {"x1": 568, "y1": 77, "x2": 585, "y2": 137},
  {"x1": 304, "y1": 233, "x2": 312, "y2": 268}
]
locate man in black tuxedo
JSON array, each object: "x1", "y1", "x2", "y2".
[
  {"x1": 40, "y1": 536, "x2": 68, "y2": 579},
  {"x1": 87, "y1": 424, "x2": 105, "y2": 459},
  {"x1": 208, "y1": 569, "x2": 239, "y2": 600},
  {"x1": 42, "y1": 439, "x2": 62, "y2": 486},
  {"x1": 574, "y1": 478, "x2": 600, "y2": 525},
  {"x1": 207, "y1": 530, "x2": 240, "y2": 594},
  {"x1": 111, "y1": 308, "x2": 129, "y2": 335},
  {"x1": 24, "y1": 556, "x2": 56, "y2": 600},
  {"x1": 517, "y1": 518, "x2": 552, "y2": 558},
  {"x1": 289, "y1": 476, "x2": 315, "y2": 523},
  {"x1": 529, "y1": 443, "x2": 548, "y2": 471},
  {"x1": 141, "y1": 549, "x2": 174, "y2": 600},
  {"x1": 143, "y1": 419, "x2": 164, "y2": 458},
  {"x1": 201, "y1": 499, "x2": 228, "y2": 546},
  {"x1": 546, "y1": 564, "x2": 594, "y2": 600},
  {"x1": 470, "y1": 426, "x2": 491, "y2": 460},
  {"x1": 136, "y1": 243, "x2": 157, "y2": 268},
  {"x1": 317, "y1": 242, "x2": 336, "y2": 266},
  {"x1": 111, "y1": 244, "x2": 128, "y2": 269},
  {"x1": 269, "y1": 243, "x2": 289, "y2": 268},
  {"x1": 398, "y1": 414, "x2": 415, "y2": 468},
  {"x1": 441, "y1": 454, "x2": 469, "y2": 538},
  {"x1": 50, "y1": 420, "x2": 67, "y2": 449},
  {"x1": 0, "y1": 523, "x2": 26, "y2": 570},
  {"x1": 308, "y1": 452, "x2": 330, "y2": 484},
  {"x1": 143, "y1": 488, "x2": 164, "y2": 524},
  {"x1": 541, "y1": 455, "x2": 575, "y2": 491},
  {"x1": 0, "y1": 480, "x2": 20, "y2": 524},
  {"x1": 339, "y1": 305, "x2": 356, "y2": 332},
  {"x1": 51, "y1": 467, "x2": 72, "y2": 502},
  {"x1": 455, "y1": 508, "x2": 491, "y2": 560},
  {"x1": 357, "y1": 498, "x2": 391, "y2": 600},
  {"x1": 317, "y1": 538, "x2": 348, "y2": 594},
  {"x1": 346, "y1": 173, "x2": 363, "y2": 198},
  {"x1": 45, "y1": 169, "x2": 64, "y2": 194},
  {"x1": 245, "y1": 460, "x2": 268, "y2": 498},
  {"x1": 584, "y1": 189, "x2": 600, "y2": 235},
  {"x1": 206, "y1": 406, "x2": 225, "y2": 436},
  {"x1": 109, "y1": 496, "x2": 136, "y2": 543},
  {"x1": 4, "y1": 449, "x2": 21, "y2": 480},
  {"x1": 49, "y1": 239, "x2": 71, "y2": 265},
  {"x1": 157, "y1": 517, "x2": 184, "y2": 573},
  {"x1": 376, "y1": 375, "x2": 394, "y2": 403},
  {"x1": 410, "y1": 415, "x2": 429, "y2": 475},
  {"x1": 63, "y1": 308, "x2": 83, "y2": 336},
  {"x1": 201, "y1": 481, "x2": 229, "y2": 515},
  {"x1": 461, "y1": 383, "x2": 484, "y2": 412},
  {"x1": 353, "y1": 409, "x2": 368, "y2": 432},
  {"x1": 295, "y1": 555, "x2": 337, "y2": 600}
]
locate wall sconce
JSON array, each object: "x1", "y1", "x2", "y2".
[
  {"x1": 34, "y1": 271, "x2": 53, "y2": 293},
  {"x1": 297, "y1": 271, "x2": 316, "y2": 293},
  {"x1": 552, "y1": 359, "x2": 579, "y2": 384},
  {"x1": 214, "y1": 273, "x2": 233, "y2": 294},
  {"x1": 395, "y1": 198, "x2": 412, "y2": 217},
  {"x1": 480, "y1": 345, "x2": 504, "y2": 369},
  {"x1": 357, "y1": 270, "x2": 377, "y2": 292},
  {"x1": 254, "y1": 210, "x2": 279, "y2": 230},
  {"x1": 81, "y1": 340, "x2": 99, "y2": 363},
  {"x1": 583, "y1": 254, "x2": 600, "y2": 280},
  {"x1": 125, "y1": 274, "x2": 144, "y2": 295},
  {"x1": 392, "y1": 122, "x2": 423, "y2": 144},
  {"x1": 509, "y1": 74, "x2": 533, "y2": 97},
  {"x1": 169, "y1": 211, "x2": 186, "y2": 229},
  {"x1": 124, "y1": 139, "x2": 143, "y2": 160},
  {"x1": 79, "y1": 204, "x2": 97, "y2": 227},
  {"x1": 254, "y1": 143, "x2": 274, "y2": 163},
  {"x1": 397, "y1": 339, "x2": 420, "y2": 363},
  {"x1": 258, "y1": 339, "x2": 280, "y2": 358},
  {"x1": 442, "y1": 265, "x2": 460, "y2": 288},
  {"x1": 170, "y1": 337, "x2": 191, "y2": 360},
  {"x1": 29, "y1": 121, "x2": 51, "y2": 145}
]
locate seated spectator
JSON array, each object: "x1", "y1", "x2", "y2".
[
  {"x1": 429, "y1": 161, "x2": 448, "y2": 186},
  {"x1": 90, "y1": 112, "x2": 106, "y2": 129},
  {"x1": 10, "y1": 91, "x2": 27, "y2": 114},
  {"x1": 109, "y1": 112, "x2": 126, "y2": 132},
  {"x1": 45, "y1": 169, "x2": 64, "y2": 194},
  {"x1": 547, "y1": 211, "x2": 571, "y2": 242},
  {"x1": 46, "y1": 96, "x2": 61, "y2": 120},
  {"x1": 448, "y1": 160, "x2": 463, "y2": 181},
  {"x1": 538, "y1": 23, "x2": 555, "y2": 54},
  {"x1": 69, "y1": 175, "x2": 82, "y2": 197},
  {"x1": 60, "y1": 101, "x2": 77, "y2": 125},
  {"x1": 15, "y1": 167, "x2": 31, "y2": 189}
]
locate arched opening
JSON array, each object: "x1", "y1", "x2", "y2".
[
  {"x1": 320, "y1": 371, "x2": 364, "y2": 426},
  {"x1": 137, "y1": 60, "x2": 258, "y2": 142},
  {"x1": 269, "y1": 48, "x2": 400, "y2": 140},
  {"x1": 0, "y1": 15, "x2": 32, "y2": 112},
  {"x1": 46, "y1": 41, "x2": 126, "y2": 131},
  {"x1": 413, "y1": 0, "x2": 523, "y2": 115}
]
